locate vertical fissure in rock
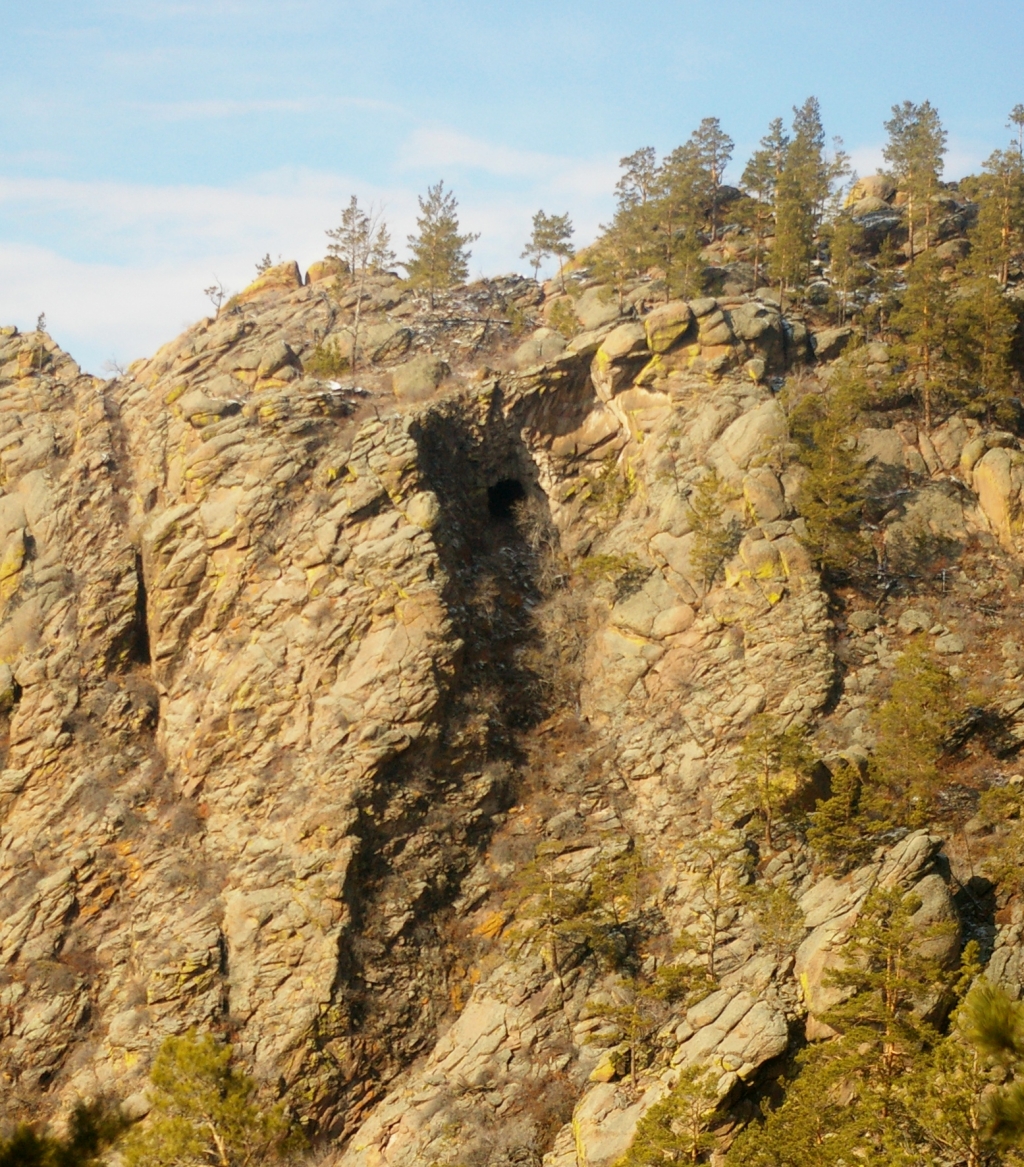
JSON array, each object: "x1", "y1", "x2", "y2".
[{"x1": 131, "y1": 552, "x2": 151, "y2": 666}]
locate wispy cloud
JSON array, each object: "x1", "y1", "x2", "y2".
[
  {"x1": 0, "y1": 125, "x2": 619, "y2": 373},
  {"x1": 132, "y1": 95, "x2": 404, "y2": 121}
]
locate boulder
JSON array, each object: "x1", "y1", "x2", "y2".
[
  {"x1": 934, "y1": 633, "x2": 965, "y2": 655},
  {"x1": 258, "y1": 340, "x2": 297, "y2": 379},
  {"x1": 811, "y1": 327, "x2": 854, "y2": 362},
  {"x1": 591, "y1": 322, "x2": 648, "y2": 400},
  {"x1": 847, "y1": 174, "x2": 897, "y2": 204},
  {"x1": 717, "y1": 400, "x2": 788, "y2": 471},
  {"x1": 644, "y1": 301, "x2": 694, "y2": 354},
  {"x1": 235, "y1": 260, "x2": 303, "y2": 305},
  {"x1": 897, "y1": 608, "x2": 932, "y2": 635},
  {"x1": 306, "y1": 257, "x2": 348, "y2": 284},
  {"x1": 575, "y1": 286, "x2": 620, "y2": 331},
  {"x1": 848, "y1": 195, "x2": 893, "y2": 217},
  {"x1": 363, "y1": 322, "x2": 413, "y2": 363},
  {"x1": 973, "y1": 446, "x2": 1024, "y2": 548},
  {"x1": 743, "y1": 468, "x2": 786, "y2": 523},
  {"x1": 858, "y1": 428, "x2": 904, "y2": 467},
  {"x1": 511, "y1": 327, "x2": 567, "y2": 369},
  {"x1": 697, "y1": 309, "x2": 734, "y2": 348},
  {"x1": 392, "y1": 355, "x2": 450, "y2": 402},
  {"x1": 689, "y1": 297, "x2": 719, "y2": 318}
]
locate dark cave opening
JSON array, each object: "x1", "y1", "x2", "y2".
[{"x1": 487, "y1": 478, "x2": 526, "y2": 520}]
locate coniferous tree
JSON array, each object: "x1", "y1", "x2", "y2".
[
  {"x1": 870, "y1": 636, "x2": 958, "y2": 819},
  {"x1": 618, "y1": 1066, "x2": 722, "y2": 1166},
  {"x1": 325, "y1": 195, "x2": 395, "y2": 371},
  {"x1": 0, "y1": 1103, "x2": 124, "y2": 1167},
  {"x1": 521, "y1": 210, "x2": 575, "y2": 288},
  {"x1": 686, "y1": 470, "x2": 737, "y2": 591},
  {"x1": 807, "y1": 758, "x2": 892, "y2": 872},
  {"x1": 690, "y1": 116, "x2": 734, "y2": 241},
  {"x1": 683, "y1": 829, "x2": 751, "y2": 979},
  {"x1": 404, "y1": 180, "x2": 479, "y2": 307},
  {"x1": 740, "y1": 118, "x2": 789, "y2": 288},
  {"x1": 892, "y1": 247, "x2": 955, "y2": 428},
  {"x1": 770, "y1": 98, "x2": 847, "y2": 306},
  {"x1": 902, "y1": 980, "x2": 1024, "y2": 1167},
  {"x1": 825, "y1": 212, "x2": 865, "y2": 325},
  {"x1": 121, "y1": 1032, "x2": 296, "y2": 1167},
  {"x1": 1009, "y1": 103, "x2": 1024, "y2": 160},
  {"x1": 654, "y1": 141, "x2": 711, "y2": 298},
  {"x1": 732, "y1": 715, "x2": 814, "y2": 849},
  {"x1": 790, "y1": 368, "x2": 869, "y2": 576},
  {"x1": 883, "y1": 100, "x2": 947, "y2": 261}
]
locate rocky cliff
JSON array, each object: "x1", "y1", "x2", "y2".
[{"x1": 2, "y1": 253, "x2": 1024, "y2": 1164}]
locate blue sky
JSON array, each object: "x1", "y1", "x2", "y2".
[{"x1": 2, "y1": 0, "x2": 1023, "y2": 372}]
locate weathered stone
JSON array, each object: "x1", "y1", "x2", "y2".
[
  {"x1": 392, "y1": 354, "x2": 450, "y2": 401},
  {"x1": 644, "y1": 301, "x2": 694, "y2": 354}
]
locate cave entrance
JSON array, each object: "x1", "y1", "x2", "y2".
[{"x1": 487, "y1": 478, "x2": 526, "y2": 520}]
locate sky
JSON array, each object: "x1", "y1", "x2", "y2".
[{"x1": 2, "y1": 0, "x2": 1023, "y2": 374}]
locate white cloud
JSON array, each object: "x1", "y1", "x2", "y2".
[{"x1": 0, "y1": 127, "x2": 620, "y2": 372}]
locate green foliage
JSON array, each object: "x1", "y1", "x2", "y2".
[
  {"x1": 883, "y1": 99, "x2": 947, "y2": 260},
  {"x1": 521, "y1": 210, "x2": 575, "y2": 288},
  {"x1": 770, "y1": 97, "x2": 849, "y2": 304},
  {"x1": 892, "y1": 248, "x2": 956, "y2": 428},
  {"x1": 807, "y1": 758, "x2": 893, "y2": 872},
  {"x1": 731, "y1": 714, "x2": 815, "y2": 849},
  {"x1": 615, "y1": 1066, "x2": 722, "y2": 1166},
  {"x1": 683, "y1": 829, "x2": 751, "y2": 979},
  {"x1": 825, "y1": 213, "x2": 866, "y2": 324},
  {"x1": 324, "y1": 195, "x2": 395, "y2": 371},
  {"x1": 743, "y1": 883, "x2": 806, "y2": 962},
  {"x1": 790, "y1": 369, "x2": 869, "y2": 577},
  {"x1": 507, "y1": 846, "x2": 651, "y2": 983},
  {"x1": 404, "y1": 180, "x2": 479, "y2": 306},
  {"x1": 871, "y1": 637, "x2": 959, "y2": 819},
  {"x1": 304, "y1": 339, "x2": 350, "y2": 378},
  {"x1": 0, "y1": 1103, "x2": 124, "y2": 1167},
  {"x1": 121, "y1": 1032, "x2": 297, "y2": 1167},
  {"x1": 686, "y1": 470, "x2": 737, "y2": 591},
  {"x1": 547, "y1": 296, "x2": 580, "y2": 339},
  {"x1": 729, "y1": 886, "x2": 958, "y2": 1166}
]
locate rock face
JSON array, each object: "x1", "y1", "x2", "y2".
[{"x1": 0, "y1": 260, "x2": 1017, "y2": 1166}]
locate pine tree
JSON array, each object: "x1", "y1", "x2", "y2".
[
  {"x1": 950, "y1": 271, "x2": 1018, "y2": 423},
  {"x1": 902, "y1": 981, "x2": 1024, "y2": 1167},
  {"x1": 690, "y1": 117, "x2": 734, "y2": 240},
  {"x1": 325, "y1": 195, "x2": 394, "y2": 371},
  {"x1": 655, "y1": 141, "x2": 712, "y2": 298},
  {"x1": 684, "y1": 829, "x2": 751, "y2": 979},
  {"x1": 404, "y1": 180, "x2": 479, "y2": 307},
  {"x1": 892, "y1": 247, "x2": 955, "y2": 428},
  {"x1": 618, "y1": 1066, "x2": 722, "y2": 1165},
  {"x1": 0, "y1": 1103, "x2": 124, "y2": 1167},
  {"x1": 969, "y1": 149, "x2": 1024, "y2": 285},
  {"x1": 807, "y1": 758, "x2": 892, "y2": 872},
  {"x1": 1009, "y1": 103, "x2": 1024, "y2": 160},
  {"x1": 595, "y1": 149, "x2": 662, "y2": 301},
  {"x1": 883, "y1": 100, "x2": 947, "y2": 261},
  {"x1": 686, "y1": 470, "x2": 737, "y2": 591},
  {"x1": 770, "y1": 98, "x2": 845, "y2": 306},
  {"x1": 744, "y1": 883, "x2": 806, "y2": 963},
  {"x1": 741, "y1": 118, "x2": 790, "y2": 288},
  {"x1": 732, "y1": 714, "x2": 814, "y2": 849},
  {"x1": 521, "y1": 210, "x2": 575, "y2": 288},
  {"x1": 790, "y1": 368, "x2": 869, "y2": 576},
  {"x1": 121, "y1": 1032, "x2": 296, "y2": 1167},
  {"x1": 871, "y1": 636, "x2": 958, "y2": 818},
  {"x1": 825, "y1": 212, "x2": 865, "y2": 325}
]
